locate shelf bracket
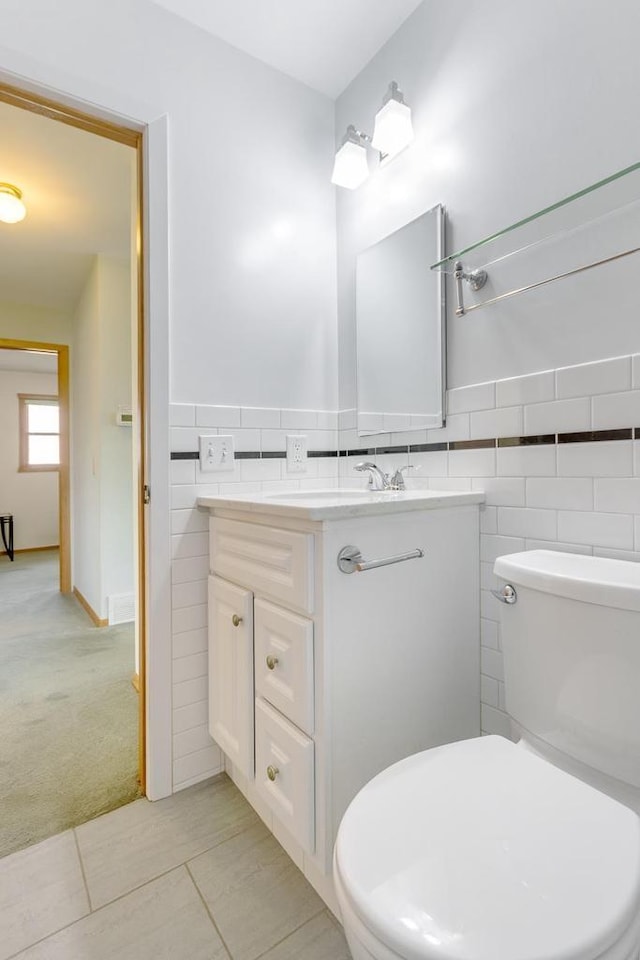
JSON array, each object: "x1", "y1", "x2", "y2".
[{"x1": 454, "y1": 260, "x2": 489, "y2": 316}]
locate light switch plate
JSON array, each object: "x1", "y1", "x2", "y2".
[{"x1": 199, "y1": 434, "x2": 235, "y2": 472}]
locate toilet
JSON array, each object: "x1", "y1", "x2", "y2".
[{"x1": 334, "y1": 550, "x2": 640, "y2": 960}]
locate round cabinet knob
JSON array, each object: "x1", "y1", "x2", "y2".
[
  {"x1": 266, "y1": 655, "x2": 279, "y2": 670},
  {"x1": 267, "y1": 765, "x2": 279, "y2": 782},
  {"x1": 231, "y1": 614, "x2": 243, "y2": 627}
]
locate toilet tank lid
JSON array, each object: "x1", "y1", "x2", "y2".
[{"x1": 494, "y1": 550, "x2": 640, "y2": 611}]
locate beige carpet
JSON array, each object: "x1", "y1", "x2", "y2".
[{"x1": 0, "y1": 549, "x2": 141, "y2": 858}]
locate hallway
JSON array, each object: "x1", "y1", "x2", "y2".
[{"x1": 0, "y1": 550, "x2": 140, "y2": 858}]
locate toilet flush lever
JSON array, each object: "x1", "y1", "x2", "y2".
[{"x1": 491, "y1": 584, "x2": 517, "y2": 604}]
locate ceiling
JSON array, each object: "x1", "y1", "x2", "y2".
[
  {"x1": 0, "y1": 348, "x2": 57, "y2": 374},
  {"x1": 0, "y1": 101, "x2": 134, "y2": 312},
  {"x1": 150, "y1": 0, "x2": 425, "y2": 98}
]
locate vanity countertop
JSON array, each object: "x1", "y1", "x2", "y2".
[{"x1": 197, "y1": 488, "x2": 484, "y2": 521}]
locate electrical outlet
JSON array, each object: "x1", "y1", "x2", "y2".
[
  {"x1": 199, "y1": 434, "x2": 235, "y2": 472},
  {"x1": 286, "y1": 434, "x2": 307, "y2": 473}
]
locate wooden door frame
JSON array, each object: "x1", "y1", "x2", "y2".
[
  {"x1": 0, "y1": 339, "x2": 70, "y2": 590},
  {"x1": 0, "y1": 81, "x2": 148, "y2": 793}
]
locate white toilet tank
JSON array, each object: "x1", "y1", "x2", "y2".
[{"x1": 494, "y1": 550, "x2": 640, "y2": 793}]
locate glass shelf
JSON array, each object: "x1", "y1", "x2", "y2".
[
  {"x1": 431, "y1": 160, "x2": 640, "y2": 272},
  {"x1": 430, "y1": 160, "x2": 640, "y2": 316}
]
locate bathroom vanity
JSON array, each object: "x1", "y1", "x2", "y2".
[{"x1": 197, "y1": 488, "x2": 482, "y2": 909}]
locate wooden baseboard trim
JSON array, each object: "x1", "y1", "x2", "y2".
[
  {"x1": 131, "y1": 673, "x2": 140, "y2": 693},
  {"x1": 73, "y1": 586, "x2": 108, "y2": 627},
  {"x1": 1, "y1": 544, "x2": 59, "y2": 556}
]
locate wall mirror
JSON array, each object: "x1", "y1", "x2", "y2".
[{"x1": 355, "y1": 204, "x2": 445, "y2": 435}]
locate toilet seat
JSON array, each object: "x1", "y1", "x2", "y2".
[{"x1": 334, "y1": 736, "x2": 640, "y2": 960}]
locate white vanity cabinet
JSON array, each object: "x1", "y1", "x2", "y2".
[
  {"x1": 208, "y1": 516, "x2": 319, "y2": 854},
  {"x1": 202, "y1": 490, "x2": 482, "y2": 911},
  {"x1": 207, "y1": 576, "x2": 254, "y2": 778}
]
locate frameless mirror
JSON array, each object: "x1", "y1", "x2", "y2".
[{"x1": 355, "y1": 205, "x2": 445, "y2": 435}]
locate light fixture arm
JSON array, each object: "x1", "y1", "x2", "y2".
[{"x1": 342, "y1": 125, "x2": 386, "y2": 162}]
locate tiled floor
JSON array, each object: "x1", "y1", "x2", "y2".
[{"x1": 0, "y1": 773, "x2": 352, "y2": 960}]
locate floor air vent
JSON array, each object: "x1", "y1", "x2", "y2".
[{"x1": 108, "y1": 593, "x2": 136, "y2": 625}]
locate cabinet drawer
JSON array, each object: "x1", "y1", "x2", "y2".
[
  {"x1": 255, "y1": 599, "x2": 314, "y2": 736},
  {"x1": 211, "y1": 518, "x2": 314, "y2": 614},
  {"x1": 255, "y1": 698, "x2": 315, "y2": 853}
]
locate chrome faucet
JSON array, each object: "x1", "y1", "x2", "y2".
[
  {"x1": 355, "y1": 462, "x2": 414, "y2": 491},
  {"x1": 354, "y1": 461, "x2": 388, "y2": 490}
]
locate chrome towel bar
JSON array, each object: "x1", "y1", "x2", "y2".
[{"x1": 337, "y1": 544, "x2": 424, "y2": 575}]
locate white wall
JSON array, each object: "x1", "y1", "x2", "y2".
[
  {"x1": 336, "y1": 0, "x2": 640, "y2": 404},
  {"x1": 0, "y1": 0, "x2": 339, "y2": 793},
  {"x1": 72, "y1": 260, "x2": 102, "y2": 609},
  {"x1": 99, "y1": 258, "x2": 134, "y2": 605},
  {"x1": 0, "y1": 369, "x2": 59, "y2": 550},
  {"x1": 0, "y1": 0, "x2": 338, "y2": 412},
  {"x1": 335, "y1": 0, "x2": 640, "y2": 739},
  {"x1": 0, "y1": 301, "x2": 72, "y2": 347},
  {"x1": 72, "y1": 256, "x2": 133, "y2": 619}
]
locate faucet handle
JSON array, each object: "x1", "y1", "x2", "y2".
[{"x1": 389, "y1": 465, "x2": 415, "y2": 490}]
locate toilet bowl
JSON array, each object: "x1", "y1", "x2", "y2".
[
  {"x1": 334, "y1": 736, "x2": 640, "y2": 960},
  {"x1": 333, "y1": 551, "x2": 640, "y2": 960}
]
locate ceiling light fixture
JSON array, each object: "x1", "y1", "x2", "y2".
[
  {"x1": 332, "y1": 81, "x2": 414, "y2": 190},
  {"x1": 0, "y1": 183, "x2": 26, "y2": 224}
]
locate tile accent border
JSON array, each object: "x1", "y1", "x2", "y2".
[
  {"x1": 171, "y1": 449, "x2": 338, "y2": 460},
  {"x1": 171, "y1": 427, "x2": 640, "y2": 460}
]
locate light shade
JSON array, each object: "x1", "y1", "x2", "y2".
[
  {"x1": 331, "y1": 138, "x2": 369, "y2": 190},
  {"x1": 0, "y1": 183, "x2": 26, "y2": 224},
  {"x1": 371, "y1": 98, "x2": 414, "y2": 159}
]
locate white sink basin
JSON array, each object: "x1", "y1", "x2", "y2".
[{"x1": 264, "y1": 489, "x2": 373, "y2": 501}]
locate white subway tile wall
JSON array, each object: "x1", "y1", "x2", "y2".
[
  {"x1": 421, "y1": 353, "x2": 640, "y2": 738},
  {"x1": 447, "y1": 380, "x2": 496, "y2": 414},
  {"x1": 470, "y1": 405, "x2": 523, "y2": 440},
  {"x1": 555, "y1": 356, "x2": 632, "y2": 399},
  {"x1": 169, "y1": 404, "x2": 340, "y2": 790},
  {"x1": 169, "y1": 353, "x2": 640, "y2": 786},
  {"x1": 523, "y1": 397, "x2": 591, "y2": 435},
  {"x1": 495, "y1": 370, "x2": 555, "y2": 407}
]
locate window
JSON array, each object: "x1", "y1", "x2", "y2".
[{"x1": 18, "y1": 394, "x2": 60, "y2": 472}]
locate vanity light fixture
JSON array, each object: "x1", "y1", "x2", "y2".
[
  {"x1": 371, "y1": 82, "x2": 414, "y2": 159},
  {"x1": 332, "y1": 81, "x2": 413, "y2": 189},
  {"x1": 0, "y1": 183, "x2": 26, "y2": 223},
  {"x1": 331, "y1": 125, "x2": 370, "y2": 190}
]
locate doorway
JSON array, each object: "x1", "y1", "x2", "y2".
[
  {"x1": 0, "y1": 340, "x2": 70, "y2": 591},
  {"x1": 0, "y1": 82, "x2": 147, "y2": 854}
]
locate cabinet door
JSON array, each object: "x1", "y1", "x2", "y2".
[{"x1": 208, "y1": 575, "x2": 254, "y2": 778}]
